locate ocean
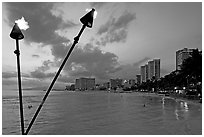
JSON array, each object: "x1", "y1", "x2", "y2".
[{"x1": 2, "y1": 90, "x2": 202, "y2": 135}]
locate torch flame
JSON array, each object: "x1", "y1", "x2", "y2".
[
  {"x1": 86, "y1": 8, "x2": 92, "y2": 12},
  {"x1": 93, "y1": 11, "x2": 97, "y2": 19},
  {"x1": 86, "y1": 8, "x2": 97, "y2": 19},
  {"x1": 15, "y1": 17, "x2": 29, "y2": 30}
]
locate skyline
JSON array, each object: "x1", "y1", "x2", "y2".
[{"x1": 2, "y1": 2, "x2": 202, "y2": 90}]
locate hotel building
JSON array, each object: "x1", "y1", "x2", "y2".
[
  {"x1": 176, "y1": 48, "x2": 193, "y2": 70},
  {"x1": 136, "y1": 75, "x2": 141, "y2": 84},
  {"x1": 75, "y1": 77, "x2": 95, "y2": 90},
  {"x1": 141, "y1": 65, "x2": 146, "y2": 82},
  {"x1": 140, "y1": 59, "x2": 160, "y2": 82}
]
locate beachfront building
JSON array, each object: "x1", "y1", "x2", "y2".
[
  {"x1": 176, "y1": 48, "x2": 194, "y2": 70},
  {"x1": 128, "y1": 79, "x2": 135, "y2": 87},
  {"x1": 148, "y1": 59, "x2": 160, "y2": 80},
  {"x1": 141, "y1": 65, "x2": 146, "y2": 82},
  {"x1": 75, "y1": 77, "x2": 95, "y2": 90},
  {"x1": 145, "y1": 64, "x2": 149, "y2": 82},
  {"x1": 136, "y1": 75, "x2": 141, "y2": 84},
  {"x1": 124, "y1": 79, "x2": 135, "y2": 89},
  {"x1": 154, "y1": 59, "x2": 160, "y2": 80},
  {"x1": 86, "y1": 78, "x2": 95, "y2": 90},
  {"x1": 110, "y1": 78, "x2": 123, "y2": 89},
  {"x1": 148, "y1": 60, "x2": 154, "y2": 80},
  {"x1": 140, "y1": 59, "x2": 160, "y2": 81},
  {"x1": 103, "y1": 82, "x2": 110, "y2": 89},
  {"x1": 75, "y1": 79, "x2": 80, "y2": 89}
]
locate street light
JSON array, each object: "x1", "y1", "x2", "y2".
[
  {"x1": 10, "y1": 23, "x2": 25, "y2": 135},
  {"x1": 25, "y1": 8, "x2": 97, "y2": 135}
]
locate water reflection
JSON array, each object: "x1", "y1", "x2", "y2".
[
  {"x1": 175, "y1": 109, "x2": 179, "y2": 120},
  {"x1": 161, "y1": 97, "x2": 165, "y2": 117},
  {"x1": 174, "y1": 100, "x2": 189, "y2": 120},
  {"x1": 162, "y1": 97, "x2": 165, "y2": 108},
  {"x1": 183, "y1": 102, "x2": 189, "y2": 111}
]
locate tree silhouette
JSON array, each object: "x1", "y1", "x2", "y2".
[
  {"x1": 137, "y1": 49, "x2": 201, "y2": 93},
  {"x1": 181, "y1": 49, "x2": 202, "y2": 83}
]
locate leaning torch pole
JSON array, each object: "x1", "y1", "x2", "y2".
[
  {"x1": 10, "y1": 23, "x2": 25, "y2": 135},
  {"x1": 25, "y1": 8, "x2": 96, "y2": 135}
]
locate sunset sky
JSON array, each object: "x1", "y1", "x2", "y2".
[{"x1": 2, "y1": 2, "x2": 202, "y2": 90}]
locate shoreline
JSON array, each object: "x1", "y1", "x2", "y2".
[
  {"x1": 71, "y1": 90, "x2": 202, "y2": 106},
  {"x1": 141, "y1": 92, "x2": 202, "y2": 106},
  {"x1": 125, "y1": 91, "x2": 202, "y2": 106},
  {"x1": 165, "y1": 95, "x2": 202, "y2": 106}
]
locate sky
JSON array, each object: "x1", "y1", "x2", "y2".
[{"x1": 2, "y1": 2, "x2": 202, "y2": 90}]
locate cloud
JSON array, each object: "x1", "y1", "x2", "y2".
[
  {"x1": 24, "y1": 42, "x2": 122, "y2": 83},
  {"x1": 30, "y1": 60, "x2": 56, "y2": 79},
  {"x1": 26, "y1": 42, "x2": 122, "y2": 83},
  {"x1": 2, "y1": 71, "x2": 32, "y2": 89},
  {"x1": 30, "y1": 71, "x2": 55, "y2": 79},
  {"x1": 3, "y1": 2, "x2": 124, "y2": 84},
  {"x1": 2, "y1": 71, "x2": 17, "y2": 78},
  {"x1": 3, "y1": 61, "x2": 55, "y2": 83},
  {"x1": 90, "y1": 2, "x2": 107, "y2": 9},
  {"x1": 2, "y1": 70, "x2": 67, "y2": 90},
  {"x1": 51, "y1": 43, "x2": 121, "y2": 81},
  {"x1": 4, "y1": 2, "x2": 75, "y2": 45},
  {"x1": 37, "y1": 60, "x2": 53, "y2": 72},
  {"x1": 111, "y1": 64, "x2": 138, "y2": 80},
  {"x1": 32, "y1": 54, "x2": 40, "y2": 58},
  {"x1": 111, "y1": 57, "x2": 151, "y2": 80},
  {"x1": 96, "y1": 11, "x2": 136, "y2": 46},
  {"x1": 2, "y1": 71, "x2": 30, "y2": 79},
  {"x1": 133, "y1": 57, "x2": 151, "y2": 67}
]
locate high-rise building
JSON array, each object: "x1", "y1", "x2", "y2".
[
  {"x1": 154, "y1": 59, "x2": 160, "y2": 80},
  {"x1": 80, "y1": 78, "x2": 87, "y2": 90},
  {"x1": 145, "y1": 64, "x2": 149, "y2": 81},
  {"x1": 75, "y1": 79, "x2": 80, "y2": 89},
  {"x1": 148, "y1": 59, "x2": 160, "y2": 80},
  {"x1": 129, "y1": 79, "x2": 135, "y2": 87},
  {"x1": 140, "y1": 59, "x2": 160, "y2": 81},
  {"x1": 75, "y1": 77, "x2": 95, "y2": 90},
  {"x1": 123, "y1": 79, "x2": 135, "y2": 89},
  {"x1": 141, "y1": 65, "x2": 146, "y2": 82},
  {"x1": 148, "y1": 60, "x2": 154, "y2": 80},
  {"x1": 86, "y1": 78, "x2": 95, "y2": 90},
  {"x1": 176, "y1": 48, "x2": 193, "y2": 70},
  {"x1": 136, "y1": 75, "x2": 141, "y2": 84}
]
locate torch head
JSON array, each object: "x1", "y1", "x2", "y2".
[
  {"x1": 80, "y1": 8, "x2": 96, "y2": 28},
  {"x1": 10, "y1": 23, "x2": 24, "y2": 40}
]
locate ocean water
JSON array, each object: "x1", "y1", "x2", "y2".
[{"x1": 2, "y1": 90, "x2": 202, "y2": 135}]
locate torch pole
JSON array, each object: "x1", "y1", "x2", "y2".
[
  {"x1": 14, "y1": 39, "x2": 25, "y2": 135},
  {"x1": 25, "y1": 24, "x2": 86, "y2": 135}
]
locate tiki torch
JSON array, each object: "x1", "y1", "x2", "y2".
[
  {"x1": 25, "y1": 8, "x2": 97, "y2": 135},
  {"x1": 10, "y1": 17, "x2": 29, "y2": 135}
]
